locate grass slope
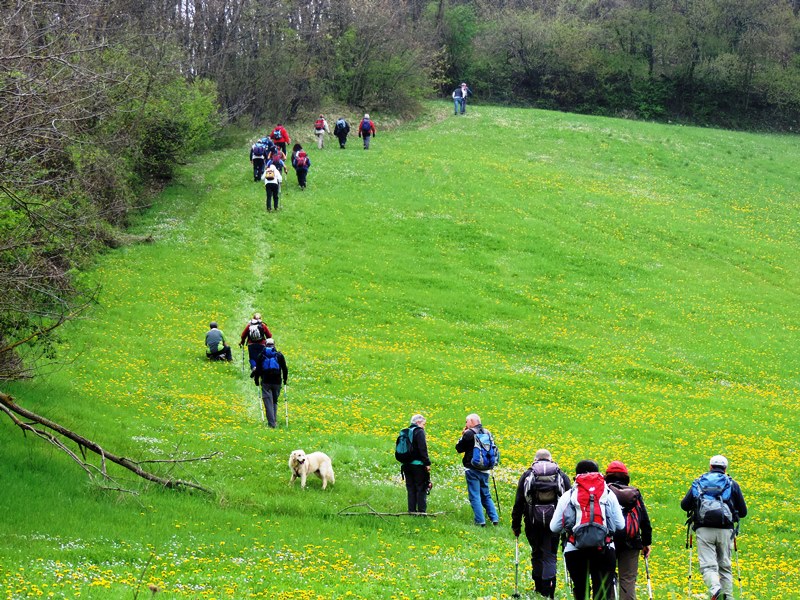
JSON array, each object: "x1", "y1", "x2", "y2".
[{"x1": 1, "y1": 102, "x2": 799, "y2": 599}]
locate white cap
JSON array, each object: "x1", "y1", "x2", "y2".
[
  {"x1": 265, "y1": 338, "x2": 275, "y2": 346},
  {"x1": 710, "y1": 455, "x2": 728, "y2": 469}
]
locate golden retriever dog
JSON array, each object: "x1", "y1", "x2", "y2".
[{"x1": 288, "y1": 449, "x2": 335, "y2": 489}]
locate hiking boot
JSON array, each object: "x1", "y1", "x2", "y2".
[{"x1": 492, "y1": 521, "x2": 499, "y2": 526}]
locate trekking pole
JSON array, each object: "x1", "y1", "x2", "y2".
[
  {"x1": 734, "y1": 532, "x2": 743, "y2": 599},
  {"x1": 512, "y1": 536, "x2": 521, "y2": 599},
  {"x1": 686, "y1": 523, "x2": 693, "y2": 600},
  {"x1": 644, "y1": 554, "x2": 654, "y2": 600},
  {"x1": 240, "y1": 345, "x2": 245, "y2": 375},
  {"x1": 258, "y1": 386, "x2": 265, "y2": 423},
  {"x1": 491, "y1": 471, "x2": 501, "y2": 516},
  {"x1": 283, "y1": 384, "x2": 289, "y2": 429},
  {"x1": 561, "y1": 535, "x2": 571, "y2": 590}
]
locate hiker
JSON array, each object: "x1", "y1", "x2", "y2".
[
  {"x1": 239, "y1": 313, "x2": 272, "y2": 373},
  {"x1": 398, "y1": 414, "x2": 431, "y2": 513},
  {"x1": 270, "y1": 123, "x2": 290, "y2": 154},
  {"x1": 605, "y1": 461, "x2": 652, "y2": 600},
  {"x1": 551, "y1": 459, "x2": 625, "y2": 600},
  {"x1": 358, "y1": 113, "x2": 376, "y2": 150},
  {"x1": 452, "y1": 82, "x2": 473, "y2": 115},
  {"x1": 204, "y1": 322, "x2": 232, "y2": 361},
  {"x1": 261, "y1": 162, "x2": 283, "y2": 211},
  {"x1": 254, "y1": 338, "x2": 288, "y2": 428},
  {"x1": 681, "y1": 455, "x2": 747, "y2": 600},
  {"x1": 313, "y1": 114, "x2": 330, "y2": 149},
  {"x1": 333, "y1": 117, "x2": 350, "y2": 149},
  {"x1": 250, "y1": 139, "x2": 267, "y2": 181},
  {"x1": 266, "y1": 146, "x2": 286, "y2": 175},
  {"x1": 455, "y1": 413, "x2": 499, "y2": 526},
  {"x1": 511, "y1": 449, "x2": 571, "y2": 599},
  {"x1": 291, "y1": 143, "x2": 311, "y2": 190}
]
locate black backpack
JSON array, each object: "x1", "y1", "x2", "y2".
[{"x1": 523, "y1": 461, "x2": 566, "y2": 525}]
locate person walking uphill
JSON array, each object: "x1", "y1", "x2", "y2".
[
  {"x1": 396, "y1": 414, "x2": 432, "y2": 513},
  {"x1": 261, "y1": 162, "x2": 283, "y2": 211},
  {"x1": 551, "y1": 459, "x2": 625, "y2": 600},
  {"x1": 254, "y1": 338, "x2": 288, "y2": 428},
  {"x1": 511, "y1": 449, "x2": 571, "y2": 599},
  {"x1": 270, "y1": 123, "x2": 290, "y2": 155},
  {"x1": 239, "y1": 313, "x2": 272, "y2": 373},
  {"x1": 313, "y1": 114, "x2": 330, "y2": 149},
  {"x1": 358, "y1": 113, "x2": 376, "y2": 150},
  {"x1": 455, "y1": 413, "x2": 499, "y2": 526},
  {"x1": 291, "y1": 144, "x2": 311, "y2": 190},
  {"x1": 605, "y1": 461, "x2": 652, "y2": 600},
  {"x1": 681, "y1": 455, "x2": 747, "y2": 600},
  {"x1": 333, "y1": 117, "x2": 350, "y2": 149}
]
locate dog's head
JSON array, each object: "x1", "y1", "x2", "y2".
[{"x1": 289, "y1": 449, "x2": 306, "y2": 467}]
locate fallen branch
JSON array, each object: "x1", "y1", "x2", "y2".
[
  {"x1": 0, "y1": 391, "x2": 213, "y2": 493},
  {"x1": 337, "y1": 502, "x2": 445, "y2": 519}
]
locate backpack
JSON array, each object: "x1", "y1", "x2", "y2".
[
  {"x1": 691, "y1": 472, "x2": 734, "y2": 528},
  {"x1": 608, "y1": 483, "x2": 643, "y2": 541},
  {"x1": 252, "y1": 143, "x2": 266, "y2": 158},
  {"x1": 260, "y1": 346, "x2": 281, "y2": 376},
  {"x1": 469, "y1": 427, "x2": 499, "y2": 471},
  {"x1": 264, "y1": 168, "x2": 276, "y2": 181},
  {"x1": 295, "y1": 151, "x2": 309, "y2": 168},
  {"x1": 566, "y1": 472, "x2": 612, "y2": 550},
  {"x1": 315, "y1": 118, "x2": 325, "y2": 130},
  {"x1": 360, "y1": 119, "x2": 372, "y2": 133},
  {"x1": 272, "y1": 127, "x2": 283, "y2": 140},
  {"x1": 247, "y1": 322, "x2": 264, "y2": 343},
  {"x1": 394, "y1": 426, "x2": 418, "y2": 464},
  {"x1": 523, "y1": 461, "x2": 566, "y2": 526},
  {"x1": 335, "y1": 118, "x2": 346, "y2": 131}
]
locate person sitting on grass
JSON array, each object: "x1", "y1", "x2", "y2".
[{"x1": 205, "y1": 322, "x2": 232, "y2": 361}]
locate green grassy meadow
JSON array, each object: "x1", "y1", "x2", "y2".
[{"x1": 1, "y1": 102, "x2": 799, "y2": 599}]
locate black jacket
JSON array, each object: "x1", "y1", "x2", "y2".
[
  {"x1": 258, "y1": 349, "x2": 288, "y2": 385},
  {"x1": 407, "y1": 426, "x2": 431, "y2": 467},
  {"x1": 680, "y1": 468, "x2": 748, "y2": 529},
  {"x1": 511, "y1": 461, "x2": 571, "y2": 534}
]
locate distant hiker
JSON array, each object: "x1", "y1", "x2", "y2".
[
  {"x1": 551, "y1": 459, "x2": 625, "y2": 600},
  {"x1": 681, "y1": 455, "x2": 747, "y2": 600},
  {"x1": 452, "y1": 82, "x2": 473, "y2": 115},
  {"x1": 254, "y1": 338, "x2": 288, "y2": 428},
  {"x1": 314, "y1": 114, "x2": 330, "y2": 149},
  {"x1": 266, "y1": 146, "x2": 286, "y2": 175},
  {"x1": 605, "y1": 461, "x2": 653, "y2": 600},
  {"x1": 395, "y1": 414, "x2": 432, "y2": 514},
  {"x1": 239, "y1": 313, "x2": 272, "y2": 373},
  {"x1": 358, "y1": 113, "x2": 376, "y2": 150},
  {"x1": 455, "y1": 413, "x2": 499, "y2": 526},
  {"x1": 250, "y1": 140, "x2": 267, "y2": 181},
  {"x1": 270, "y1": 124, "x2": 290, "y2": 154},
  {"x1": 204, "y1": 322, "x2": 232, "y2": 361},
  {"x1": 291, "y1": 143, "x2": 311, "y2": 190},
  {"x1": 333, "y1": 117, "x2": 350, "y2": 149},
  {"x1": 261, "y1": 163, "x2": 283, "y2": 211},
  {"x1": 511, "y1": 449, "x2": 571, "y2": 599}
]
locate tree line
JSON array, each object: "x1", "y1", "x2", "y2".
[{"x1": 3, "y1": 0, "x2": 800, "y2": 382}]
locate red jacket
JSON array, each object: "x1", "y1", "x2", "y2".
[
  {"x1": 240, "y1": 320, "x2": 272, "y2": 346},
  {"x1": 358, "y1": 119, "x2": 376, "y2": 137},
  {"x1": 270, "y1": 125, "x2": 290, "y2": 144}
]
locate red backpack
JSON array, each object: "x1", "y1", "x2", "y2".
[
  {"x1": 567, "y1": 472, "x2": 612, "y2": 549},
  {"x1": 315, "y1": 118, "x2": 325, "y2": 130},
  {"x1": 295, "y1": 151, "x2": 309, "y2": 168}
]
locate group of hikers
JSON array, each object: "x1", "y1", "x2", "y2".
[
  {"x1": 247, "y1": 114, "x2": 377, "y2": 211},
  {"x1": 204, "y1": 314, "x2": 289, "y2": 428},
  {"x1": 396, "y1": 413, "x2": 747, "y2": 600}
]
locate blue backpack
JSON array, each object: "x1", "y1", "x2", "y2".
[
  {"x1": 469, "y1": 427, "x2": 499, "y2": 471},
  {"x1": 691, "y1": 471, "x2": 734, "y2": 528},
  {"x1": 260, "y1": 347, "x2": 281, "y2": 376},
  {"x1": 360, "y1": 119, "x2": 372, "y2": 133}
]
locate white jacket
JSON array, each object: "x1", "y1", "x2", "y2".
[{"x1": 262, "y1": 165, "x2": 282, "y2": 185}]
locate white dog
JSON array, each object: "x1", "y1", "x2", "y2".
[{"x1": 288, "y1": 449, "x2": 335, "y2": 489}]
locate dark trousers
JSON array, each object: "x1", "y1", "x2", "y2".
[
  {"x1": 207, "y1": 346, "x2": 232, "y2": 361},
  {"x1": 565, "y1": 547, "x2": 617, "y2": 600},
  {"x1": 296, "y1": 168, "x2": 308, "y2": 189},
  {"x1": 265, "y1": 183, "x2": 280, "y2": 210},
  {"x1": 247, "y1": 343, "x2": 263, "y2": 369},
  {"x1": 402, "y1": 464, "x2": 429, "y2": 513},
  {"x1": 336, "y1": 134, "x2": 347, "y2": 148},
  {"x1": 252, "y1": 158, "x2": 265, "y2": 180},
  {"x1": 525, "y1": 523, "x2": 559, "y2": 597}
]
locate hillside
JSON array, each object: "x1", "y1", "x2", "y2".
[{"x1": 1, "y1": 103, "x2": 799, "y2": 599}]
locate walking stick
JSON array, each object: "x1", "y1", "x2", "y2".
[
  {"x1": 491, "y1": 471, "x2": 501, "y2": 516},
  {"x1": 686, "y1": 523, "x2": 693, "y2": 600},
  {"x1": 512, "y1": 536, "x2": 521, "y2": 599},
  {"x1": 240, "y1": 345, "x2": 245, "y2": 375},
  {"x1": 283, "y1": 384, "x2": 289, "y2": 429},
  {"x1": 561, "y1": 534, "x2": 571, "y2": 590},
  {"x1": 644, "y1": 554, "x2": 654, "y2": 600},
  {"x1": 257, "y1": 385, "x2": 265, "y2": 423},
  {"x1": 734, "y1": 533, "x2": 743, "y2": 599}
]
